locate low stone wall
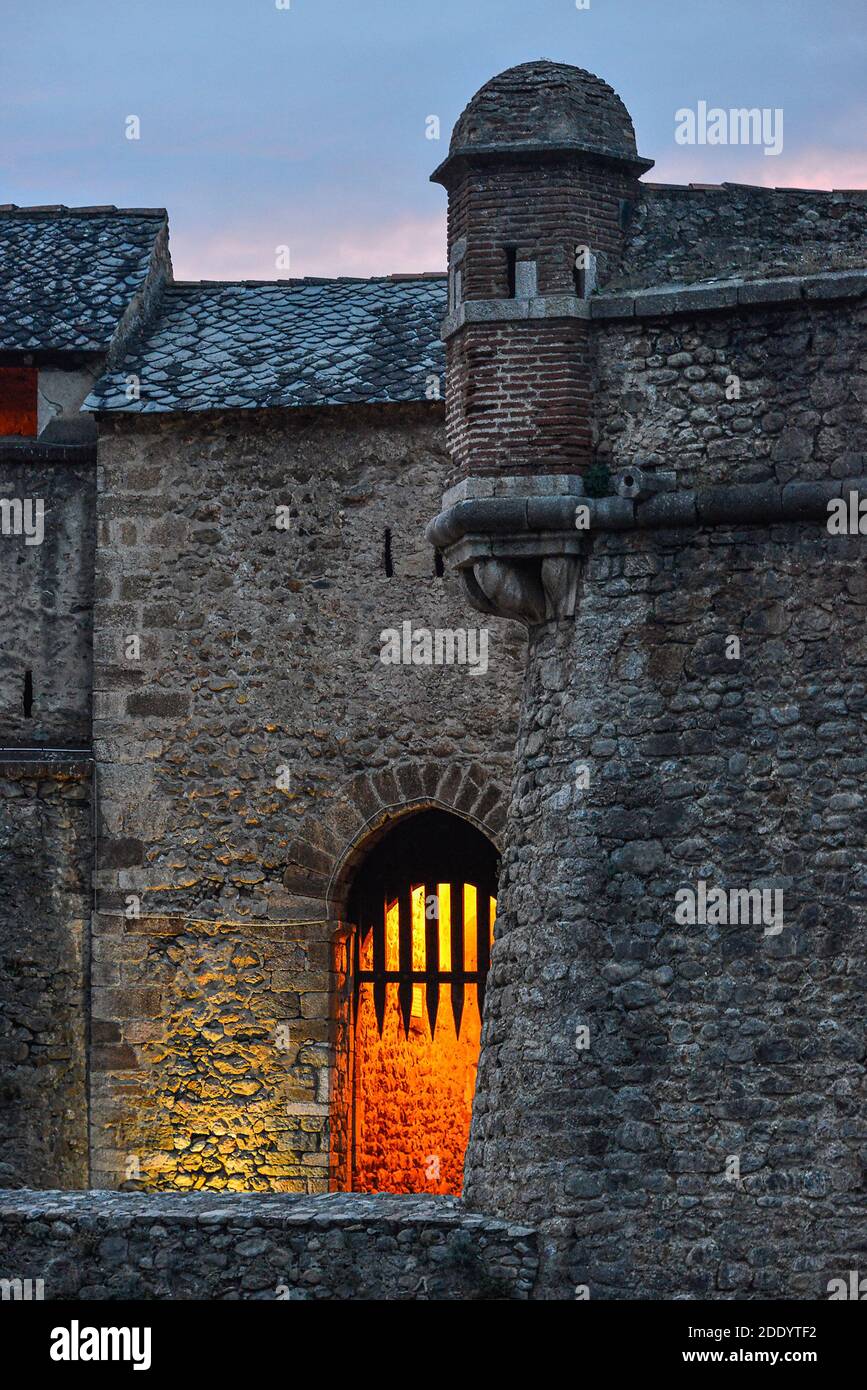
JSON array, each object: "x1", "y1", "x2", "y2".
[{"x1": 0, "y1": 1191, "x2": 538, "y2": 1300}]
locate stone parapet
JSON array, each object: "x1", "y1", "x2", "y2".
[{"x1": 0, "y1": 1190, "x2": 538, "y2": 1300}]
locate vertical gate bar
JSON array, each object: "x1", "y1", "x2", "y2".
[
  {"x1": 398, "y1": 883, "x2": 413, "y2": 1037},
  {"x1": 351, "y1": 916, "x2": 361, "y2": 1024},
  {"x1": 350, "y1": 919, "x2": 359, "y2": 1191},
  {"x1": 373, "y1": 895, "x2": 386, "y2": 1037},
  {"x1": 477, "y1": 890, "x2": 491, "y2": 1019},
  {"x1": 451, "y1": 880, "x2": 465, "y2": 1037},
  {"x1": 425, "y1": 880, "x2": 439, "y2": 1037}
]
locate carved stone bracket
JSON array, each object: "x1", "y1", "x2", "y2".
[
  {"x1": 427, "y1": 472, "x2": 867, "y2": 625},
  {"x1": 462, "y1": 553, "x2": 582, "y2": 624}
]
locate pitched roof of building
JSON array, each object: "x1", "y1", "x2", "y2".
[
  {"x1": 0, "y1": 205, "x2": 167, "y2": 353},
  {"x1": 84, "y1": 275, "x2": 447, "y2": 413}
]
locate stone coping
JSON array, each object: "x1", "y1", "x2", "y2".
[
  {"x1": 0, "y1": 1188, "x2": 532, "y2": 1234},
  {"x1": 430, "y1": 140, "x2": 654, "y2": 188},
  {"x1": 427, "y1": 477, "x2": 867, "y2": 558},
  {"x1": 441, "y1": 267, "x2": 867, "y2": 339},
  {"x1": 0, "y1": 1190, "x2": 539, "y2": 1300},
  {"x1": 0, "y1": 441, "x2": 96, "y2": 465},
  {"x1": 0, "y1": 753, "x2": 93, "y2": 777}
]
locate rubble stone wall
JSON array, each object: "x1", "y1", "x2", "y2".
[
  {"x1": 0, "y1": 1190, "x2": 538, "y2": 1300},
  {"x1": 0, "y1": 760, "x2": 91, "y2": 1188},
  {"x1": 593, "y1": 298, "x2": 867, "y2": 488},
  {"x1": 0, "y1": 456, "x2": 94, "y2": 746},
  {"x1": 465, "y1": 519, "x2": 867, "y2": 1299},
  {"x1": 90, "y1": 403, "x2": 523, "y2": 1189}
]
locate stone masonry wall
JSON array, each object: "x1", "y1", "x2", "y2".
[
  {"x1": 465, "y1": 520, "x2": 867, "y2": 1298},
  {"x1": 90, "y1": 403, "x2": 524, "y2": 1189},
  {"x1": 613, "y1": 185, "x2": 867, "y2": 290},
  {"x1": 0, "y1": 759, "x2": 91, "y2": 1188},
  {"x1": 0, "y1": 457, "x2": 94, "y2": 746},
  {"x1": 593, "y1": 298, "x2": 867, "y2": 487},
  {"x1": 0, "y1": 1190, "x2": 538, "y2": 1299}
]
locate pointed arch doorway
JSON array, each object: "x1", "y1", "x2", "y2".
[{"x1": 345, "y1": 809, "x2": 498, "y2": 1195}]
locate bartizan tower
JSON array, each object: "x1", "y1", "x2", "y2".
[{"x1": 429, "y1": 60, "x2": 867, "y2": 1299}]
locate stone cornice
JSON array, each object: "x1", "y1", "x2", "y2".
[
  {"x1": 427, "y1": 477, "x2": 867, "y2": 625},
  {"x1": 430, "y1": 477, "x2": 867, "y2": 546},
  {"x1": 0, "y1": 440, "x2": 97, "y2": 465},
  {"x1": 441, "y1": 267, "x2": 867, "y2": 340},
  {"x1": 430, "y1": 140, "x2": 654, "y2": 188}
]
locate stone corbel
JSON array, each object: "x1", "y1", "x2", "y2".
[
  {"x1": 540, "y1": 555, "x2": 581, "y2": 620},
  {"x1": 469, "y1": 559, "x2": 546, "y2": 624},
  {"x1": 462, "y1": 554, "x2": 581, "y2": 624}
]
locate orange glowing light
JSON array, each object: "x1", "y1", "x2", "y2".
[
  {"x1": 350, "y1": 877, "x2": 494, "y2": 1197},
  {"x1": 411, "y1": 885, "x2": 426, "y2": 1019},
  {"x1": 352, "y1": 977, "x2": 482, "y2": 1196},
  {"x1": 438, "y1": 882, "x2": 451, "y2": 969},
  {"x1": 463, "y1": 884, "x2": 477, "y2": 972},
  {"x1": 0, "y1": 367, "x2": 38, "y2": 437}
]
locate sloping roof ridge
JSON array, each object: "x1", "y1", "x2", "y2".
[
  {"x1": 166, "y1": 273, "x2": 447, "y2": 289},
  {"x1": 0, "y1": 203, "x2": 167, "y2": 217}
]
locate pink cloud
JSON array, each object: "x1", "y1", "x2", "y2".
[
  {"x1": 650, "y1": 145, "x2": 867, "y2": 193},
  {"x1": 752, "y1": 147, "x2": 867, "y2": 191},
  {"x1": 170, "y1": 212, "x2": 447, "y2": 281}
]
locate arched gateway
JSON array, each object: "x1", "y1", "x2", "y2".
[{"x1": 340, "y1": 809, "x2": 498, "y2": 1194}]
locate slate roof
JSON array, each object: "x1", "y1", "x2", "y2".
[
  {"x1": 0, "y1": 206, "x2": 166, "y2": 352},
  {"x1": 85, "y1": 276, "x2": 447, "y2": 413}
]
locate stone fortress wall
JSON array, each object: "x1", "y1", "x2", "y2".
[
  {"x1": 87, "y1": 402, "x2": 523, "y2": 1192},
  {"x1": 428, "y1": 61, "x2": 867, "y2": 1299},
  {"x1": 0, "y1": 453, "x2": 94, "y2": 1188},
  {"x1": 2, "y1": 57, "x2": 866, "y2": 1303}
]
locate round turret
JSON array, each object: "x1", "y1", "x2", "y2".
[{"x1": 446, "y1": 60, "x2": 642, "y2": 166}]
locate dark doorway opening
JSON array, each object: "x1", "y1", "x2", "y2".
[{"x1": 344, "y1": 809, "x2": 499, "y2": 1195}]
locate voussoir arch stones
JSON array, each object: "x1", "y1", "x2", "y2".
[{"x1": 281, "y1": 761, "x2": 508, "y2": 918}]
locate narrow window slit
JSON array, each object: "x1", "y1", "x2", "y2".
[
  {"x1": 505, "y1": 246, "x2": 517, "y2": 298},
  {"x1": 383, "y1": 527, "x2": 394, "y2": 578},
  {"x1": 434, "y1": 550, "x2": 445, "y2": 578},
  {"x1": 23, "y1": 670, "x2": 33, "y2": 718}
]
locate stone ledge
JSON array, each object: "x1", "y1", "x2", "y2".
[
  {"x1": 588, "y1": 268, "x2": 867, "y2": 321},
  {"x1": 427, "y1": 476, "x2": 867, "y2": 553},
  {"x1": 0, "y1": 1190, "x2": 538, "y2": 1301},
  {"x1": 0, "y1": 754, "x2": 93, "y2": 779},
  {"x1": 440, "y1": 269, "x2": 867, "y2": 340},
  {"x1": 0, "y1": 441, "x2": 97, "y2": 465},
  {"x1": 442, "y1": 293, "x2": 591, "y2": 339}
]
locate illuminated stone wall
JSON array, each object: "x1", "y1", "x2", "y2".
[
  {"x1": 90, "y1": 403, "x2": 523, "y2": 1189},
  {"x1": 91, "y1": 915, "x2": 332, "y2": 1192}
]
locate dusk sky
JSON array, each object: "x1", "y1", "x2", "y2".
[{"x1": 3, "y1": 0, "x2": 866, "y2": 280}]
